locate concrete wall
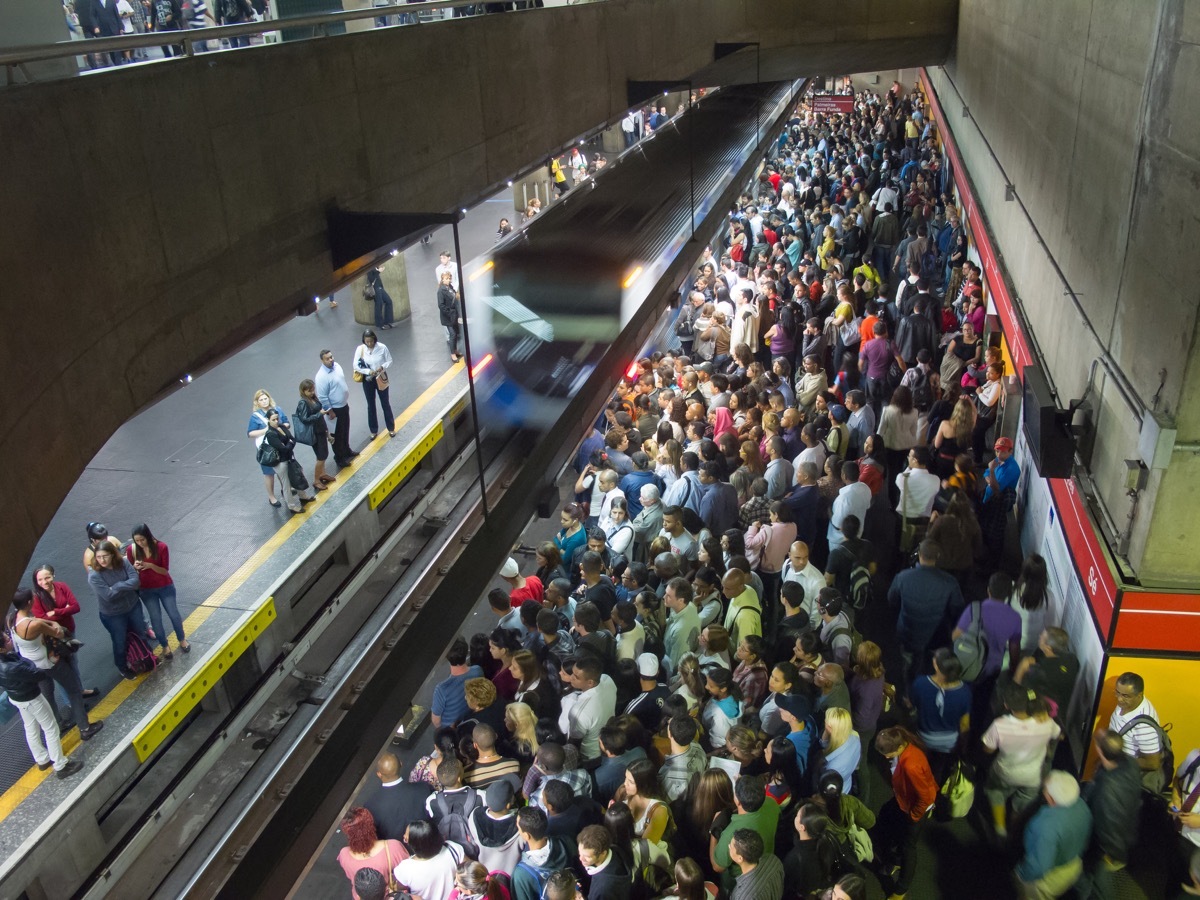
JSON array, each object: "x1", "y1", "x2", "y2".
[
  {"x1": 0, "y1": 0, "x2": 956, "y2": 597},
  {"x1": 932, "y1": 0, "x2": 1200, "y2": 585}
]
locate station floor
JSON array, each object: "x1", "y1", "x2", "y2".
[{"x1": 0, "y1": 194, "x2": 514, "y2": 815}]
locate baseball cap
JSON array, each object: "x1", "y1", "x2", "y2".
[
  {"x1": 485, "y1": 781, "x2": 515, "y2": 812},
  {"x1": 994, "y1": 437, "x2": 1014, "y2": 452},
  {"x1": 637, "y1": 653, "x2": 660, "y2": 678},
  {"x1": 829, "y1": 404, "x2": 849, "y2": 424},
  {"x1": 775, "y1": 693, "x2": 813, "y2": 720},
  {"x1": 500, "y1": 558, "x2": 519, "y2": 578}
]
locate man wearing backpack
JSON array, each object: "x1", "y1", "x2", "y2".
[
  {"x1": 825, "y1": 515, "x2": 877, "y2": 609},
  {"x1": 1107, "y1": 672, "x2": 1166, "y2": 793},
  {"x1": 512, "y1": 807, "x2": 573, "y2": 900},
  {"x1": 426, "y1": 758, "x2": 481, "y2": 859},
  {"x1": 953, "y1": 572, "x2": 1022, "y2": 741},
  {"x1": 815, "y1": 591, "x2": 858, "y2": 668}
]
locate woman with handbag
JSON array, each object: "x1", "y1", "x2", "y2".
[
  {"x1": 294, "y1": 379, "x2": 332, "y2": 492},
  {"x1": 336, "y1": 806, "x2": 408, "y2": 900},
  {"x1": 970, "y1": 361, "x2": 1005, "y2": 460},
  {"x1": 127, "y1": 523, "x2": 189, "y2": 657},
  {"x1": 87, "y1": 542, "x2": 154, "y2": 679},
  {"x1": 353, "y1": 329, "x2": 396, "y2": 440},
  {"x1": 261, "y1": 410, "x2": 315, "y2": 513},
  {"x1": 247, "y1": 389, "x2": 292, "y2": 508}
]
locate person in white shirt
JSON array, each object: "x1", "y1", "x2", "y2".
[
  {"x1": 594, "y1": 470, "x2": 625, "y2": 533},
  {"x1": 561, "y1": 657, "x2": 616, "y2": 761},
  {"x1": 1108, "y1": 671, "x2": 1165, "y2": 792},
  {"x1": 828, "y1": 461, "x2": 872, "y2": 551},
  {"x1": 780, "y1": 541, "x2": 824, "y2": 621},
  {"x1": 352, "y1": 329, "x2": 395, "y2": 439},
  {"x1": 895, "y1": 446, "x2": 941, "y2": 521},
  {"x1": 435, "y1": 251, "x2": 459, "y2": 292}
]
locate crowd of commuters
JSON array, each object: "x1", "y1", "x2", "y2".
[{"x1": 324, "y1": 84, "x2": 1200, "y2": 900}]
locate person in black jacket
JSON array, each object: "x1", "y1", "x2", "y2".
[
  {"x1": 438, "y1": 271, "x2": 462, "y2": 362},
  {"x1": 365, "y1": 266, "x2": 394, "y2": 330},
  {"x1": 294, "y1": 379, "x2": 332, "y2": 491},
  {"x1": 577, "y1": 825, "x2": 632, "y2": 900},
  {"x1": 1079, "y1": 729, "x2": 1143, "y2": 899},
  {"x1": 262, "y1": 409, "x2": 315, "y2": 512},
  {"x1": 0, "y1": 634, "x2": 83, "y2": 779},
  {"x1": 359, "y1": 751, "x2": 430, "y2": 842}
]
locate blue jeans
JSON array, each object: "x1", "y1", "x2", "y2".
[
  {"x1": 140, "y1": 585, "x2": 186, "y2": 648},
  {"x1": 99, "y1": 606, "x2": 151, "y2": 674}
]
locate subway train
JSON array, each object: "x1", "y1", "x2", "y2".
[{"x1": 463, "y1": 81, "x2": 798, "y2": 428}]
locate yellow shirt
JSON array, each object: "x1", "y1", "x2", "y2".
[{"x1": 551, "y1": 159, "x2": 565, "y2": 184}]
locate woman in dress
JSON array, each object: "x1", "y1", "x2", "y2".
[
  {"x1": 438, "y1": 271, "x2": 463, "y2": 363},
  {"x1": 247, "y1": 389, "x2": 292, "y2": 507},
  {"x1": 353, "y1": 329, "x2": 396, "y2": 440},
  {"x1": 127, "y1": 523, "x2": 189, "y2": 658},
  {"x1": 336, "y1": 807, "x2": 407, "y2": 900},
  {"x1": 294, "y1": 379, "x2": 333, "y2": 491},
  {"x1": 262, "y1": 409, "x2": 316, "y2": 512},
  {"x1": 87, "y1": 542, "x2": 154, "y2": 679}
]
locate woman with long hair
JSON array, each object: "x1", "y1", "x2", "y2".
[
  {"x1": 847, "y1": 641, "x2": 885, "y2": 804},
  {"x1": 657, "y1": 438, "x2": 684, "y2": 488},
  {"x1": 696, "y1": 540, "x2": 727, "y2": 581},
  {"x1": 509, "y1": 650, "x2": 559, "y2": 720},
  {"x1": 261, "y1": 408, "x2": 316, "y2": 512},
  {"x1": 247, "y1": 388, "x2": 291, "y2": 507},
  {"x1": 731, "y1": 634, "x2": 771, "y2": 711},
  {"x1": 834, "y1": 352, "x2": 863, "y2": 399},
  {"x1": 933, "y1": 395, "x2": 977, "y2": 475},
  {"x1": 488, "y1": 628, "x2": 522, "y2": 703},
  {"x1": 534, "y1": 542, "x2": 566, "y2": 586},
  {"x1": 739, "y1": 440, "x2": 766, "y2": 477},
  {"x1": 873, "y1": 726, "x2": 937, "y2": 897},
  {"x1": 662, "y1": 857, "x2": 718, "y2": 900},
  {"x1": 127, "y1": 523, "x2": 189, "y2": 657},
  {"x1": 879, "y1": 385, "x2": 919, "y2": 497},
  {"x1": 618, "y1": 758, "x2": 671, "y2": 843},
  {"x1": 927, "y1": 489, "x2": 982, "y2": 589},
  {"x1": 759, "y1": 661, "x2": 801, "y2": 737},
  {"x1": 764, "y1": 735, "x2": 804, "y2": 808},
  {"x1": 31, "y1": 564, "x2": 98, "y2": 701},
  {"x1": 672, "y1": 653, "x2": 707, "y2": 715},
  {"x1": 503, "y1": 701, "x2": 540, "y2": 770},
  {"x1": 295, "y1": 378, "x2": 333, "y2": 490},
  {"x1": 678, "y1": 768, "x2": 735, "y2": 875},
  {"x1": 410, "y1": 725, "x2": 466, "y2": 787},
  {"x1": 782, "y1": 803, "x2": 837, "y2": 898},
  {"x1": 336, "y1": 806, "x2": 408, "y2": 900},
  {"x1": 87, "y1": 542, "x2": 154, "y2": 679},
  {"x1": 1009, "y1": 553, "x2": 1050, "y2": 654},
  {"x1": 820, "y1": 708, "x2": 862, "y2": 795},
  {"x1": 395, "y1": 819, "x2": 463, "y2": 900},
  {"x1": 701, "y1": 667, "x2": 743, "y2": 749},
  {"x1": 447, "y1": 861, "x2": 510, "y2": 900}
]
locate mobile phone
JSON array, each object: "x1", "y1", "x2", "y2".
[{"x1": 1170, "y1": 804, "x2": 1181, "y2": 814}]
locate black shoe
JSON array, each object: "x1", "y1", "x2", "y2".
[
  {"x1": 66, "y1": 639, "x2": 85, "y2": 651},
  {"x1": 55, "y1": 759, "x2": 83, "y2": 780},
  {"x1": 120, "y1": 669, "x2": 137, "y2": 680},
  {"x1": 347, "y1": 451, "x2": 360, "y2": 460},
  {"x1": 58, "y1": 719, "x2": 73, "y2": 732},
  {"x1": 36, "y1": 761, "x2": 52, "y2": 772},
  {"x1": 80, "y1": 722, "x2": 104, "y2": 741},
  {"x1": 268, "y1": 499, "x2": 282, "y2": 508}
]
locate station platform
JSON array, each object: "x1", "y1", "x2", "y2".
[{"x1": 0, "y1": 197, "x2": 511, "y2": 843}]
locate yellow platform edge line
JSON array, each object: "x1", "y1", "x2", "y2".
[
  {"x1": 131, "y1": 599, "x2": 277, "y2": 763},
  {"x1": 368, "y1": 420, "x2": 445, "y2": 510}
]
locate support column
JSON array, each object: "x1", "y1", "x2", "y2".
[{"x1": 352, "y1": 254, "x2": 410, "y2": 326}]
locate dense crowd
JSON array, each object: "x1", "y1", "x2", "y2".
[{"x1": 329, "y1": 84, "x2": 1200, "y2": 900}]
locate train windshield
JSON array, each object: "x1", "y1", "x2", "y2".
[{"x1": 487, "y1": 251, "x2": 624, "y2": 399}]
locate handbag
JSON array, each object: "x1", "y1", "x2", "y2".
[
  {"x1": 256, "y1": 441, "x2": 281, "y2": 467},
  {"x1": 376, "y1": 370, "x2": 389, "y2": 390},
  {"x1": 363, "y1": 280, "x2": 376, "y2": 300},
  {"x1": 286, "y1": 458, "x2": 310, "y2": 492},
  {"x1": 939, "y1": 758, "x2": 975, "y2": 819},
  {"x1": 292, "y1": 401, "x2": 315, "y2": 446},
  {"x1": 352, "y1": 370, "x2": 365, "y2": 383},
  {"x1": 845, "y1": 818, "x2": 874, "y2": 862},
  {"x1": 839, "y1": 317, "x2": 861, "y2": 346}
]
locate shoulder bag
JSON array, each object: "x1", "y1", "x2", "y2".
[
  {"x1": 256, "y1": 441, "x2": 281, "y2": 468},
  {"x1": 292, "y1": 401, "x2": 314, "y2": 446}
]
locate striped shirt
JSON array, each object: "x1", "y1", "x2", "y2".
[{"x1": 1109, "y1": 697, "x2": 1162, "y2": 757}]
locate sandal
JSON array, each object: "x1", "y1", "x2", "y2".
[{"x1": 314, "y1": 481, "x2": 328, "y2": 491}]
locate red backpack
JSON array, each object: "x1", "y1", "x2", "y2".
[{"x1": 125, "y1": 630, "x2": 158, "y2": 675}]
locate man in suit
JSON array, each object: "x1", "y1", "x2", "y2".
[{"x1": 359, "y1": 751, "x2": 431, "y2": 841}]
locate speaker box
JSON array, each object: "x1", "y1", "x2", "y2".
[{"x1": 1021, "y1": 365, "x2": 1075, "y2": 478}]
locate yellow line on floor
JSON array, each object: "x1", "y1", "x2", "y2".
[{"x1": 0, "y1": 362, "x2": 464, "y2": 817}]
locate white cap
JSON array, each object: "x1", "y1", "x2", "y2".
[
  {"x1": 637, "y1": 653, "x2": 660, "y2": 678},
  {"x1": 499, "y1": 558, "x2": 519, "y2": 578}
]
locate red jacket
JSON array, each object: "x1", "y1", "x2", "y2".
[
  {"x1": 892, "y1": 743, "x2": 937, "y2": 821},
  {"x1": 32, "y1": 582, "x2": 80, "y2": 634}
]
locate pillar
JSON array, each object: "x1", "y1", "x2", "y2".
[{"x1": 352, "y1": 254, "x2": 410, "y2": 326}]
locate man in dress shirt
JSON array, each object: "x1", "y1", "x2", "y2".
[
  {"x1": 845, "y1": 390, "x2": 875, "y2": 459},
  {"x1": 781, "y1": 541, "x2": 825, "y2": 622},
  {"x1": 316, "y1": 349, "x2": 359, "y2": 469},
  {"x1": 895, "y1": 445, "x2": 940, "y2": 532},
  {"x1": 828, "y1": 461, "x2": 872, "y2": 552},
  {"x1": 435, "y1": 250, "x2": 459, "y2": 291},
  {"x1": 560, "y1": 656, "x2": 615, "y2": 762}
]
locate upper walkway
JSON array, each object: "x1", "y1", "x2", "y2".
[{"x1": 0, "y1": 0, "x2": 957, "y2": 597}]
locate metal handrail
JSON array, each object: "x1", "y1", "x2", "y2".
[{"x1": 0, "y1": 0, "x2": 555, "y2": 72}]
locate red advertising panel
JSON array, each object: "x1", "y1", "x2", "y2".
[
  {"x1": 1047, "y1": 478, "x2": 1118, "y2": 636},
  {"x1": 811, "y1": 94, "x2": 854, "y2": 114},
  {"x1": 1111, "y1": 590, "x2": 1200, "y2": 652}
]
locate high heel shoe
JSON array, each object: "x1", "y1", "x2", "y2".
[{"x1": 269, "y1": 498, "x2": 282, "y2": 508}]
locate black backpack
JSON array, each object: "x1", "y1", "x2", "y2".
[
  {"x1": 1117, "y1": 715, "x2": 1176, "y2": 797},
  {"x1": 848, "y1": 561, "x2": 873, "y2": 610},
  {"x1": 432, "y1": 790, "x2": 481, "y2": 859},
  {"x1": 910, "y1": 366, "x2": 933, "y2": 412}
]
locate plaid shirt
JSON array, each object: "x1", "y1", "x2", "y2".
[
  {"x1": 531, "y1": 767, "x2": 593, "y2": 810},
  {"x1": 733, "y1": 659, "x2": 770, "y2": 709}
]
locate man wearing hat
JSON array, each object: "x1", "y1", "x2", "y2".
[
  {"x1": 825, "y1": 404, "x2": 851, "y2": 458},
  {"x1": 624, "y1": 653, "x2": 670, "y2": 731},
  {"x1": 500, "y1": 557, "x2": 544, "y2": 608},
  {"x1": 981, "y1": 437, "x2": 1020, "y2": 555},
  {"x1": 467, "y1": 780, "x2": 522, "y2": 872},
  {"x1": 775, "y1": 693, "x2": 817, "y2": 779}
]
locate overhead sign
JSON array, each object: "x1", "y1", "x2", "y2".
[{"x1": 810, "y1": 94, "x2": 854, "y2": 114}]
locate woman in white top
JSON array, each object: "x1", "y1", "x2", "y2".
[
  {"x1": 605, "y1": 498, "x2": 635, "y2": 558},
  {"x1": 352, "y1": 329, "x2": 395, "y2": 440},
  {"x1": 395, "y1": 820, "x2": 463, "y2": 900},
  {"x1": 878, "y1": 384, "x2": 919, "y2": 490},
  {"x1": 971, "y1": 361, "x2": 1005, "y2": 459},
  {"x1": 1008, "y1": 554, "x2": 1050, "y2": 655}
]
